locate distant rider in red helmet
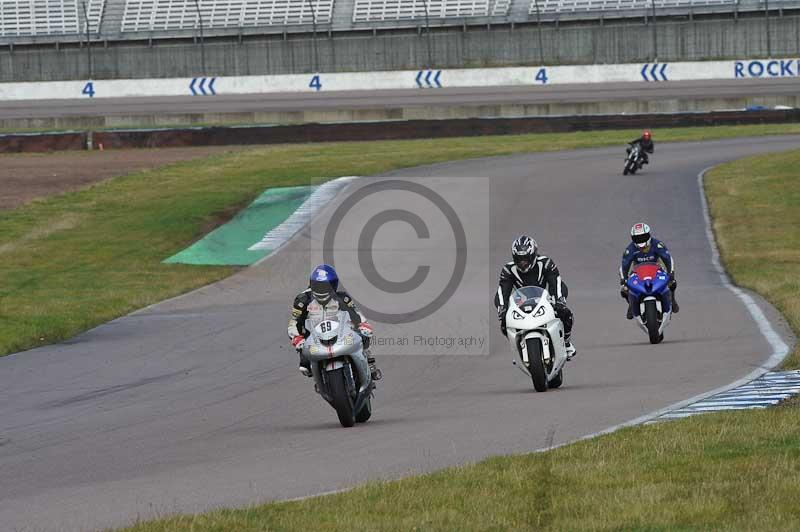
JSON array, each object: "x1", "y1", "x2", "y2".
[{"x1": 627, "y1": 130, "x2": 655, "y2": 166}]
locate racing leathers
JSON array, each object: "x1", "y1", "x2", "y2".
[
  {"x1": 287, "y1": 289, "x2": 380, "y2": 378},
  {"x1": 495, "y1": 256, "x2": 574, "y2": 347},
  {"x1": 619, "y1": 238, "x2": 679, "y2": 316},
  {"x1": 627, "y1": 136, "x2": 654, "y2": 164}
]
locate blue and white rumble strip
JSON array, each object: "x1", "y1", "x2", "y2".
[{"x1": 651, "y1": 371, "x2": 800, "y2": 422}]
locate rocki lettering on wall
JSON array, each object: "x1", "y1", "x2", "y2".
[{"x1": 734, "y1": 60, "x2": 800, "y2": 78}]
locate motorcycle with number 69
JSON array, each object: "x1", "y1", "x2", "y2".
[{"x1": 301, "y1": 311, "x2": 375, "y2": 427}]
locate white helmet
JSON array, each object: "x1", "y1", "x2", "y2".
[{"x1": 630, "y1": 222, "x2": 652, "y2": 250}]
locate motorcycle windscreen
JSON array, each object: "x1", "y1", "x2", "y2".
[{"x1": 511, "y1": 286, "x2": 546, "y2": 310}]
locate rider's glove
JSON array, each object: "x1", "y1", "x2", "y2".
[
  {"x1": 291, "y1": 335, "x2": 305, "y2": 351},
  {"x1": 357, "y1": 322, "x2": 374, "y2": 337}
]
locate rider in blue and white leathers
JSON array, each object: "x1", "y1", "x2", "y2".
[{"x1": 620, "y1": 223, "x2": 679, "y2": 319}]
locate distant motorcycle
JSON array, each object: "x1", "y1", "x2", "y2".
[
  {"x1": 623, "y1": 143, "x2": 645, "y2": 175},
  {"x1": 626, "y1": 262, "x2": 673, "y2": 344},
  {"x1": 502, "y1": 286, "x2": 569, "y2": 392},
  {"x1": 301, "y1": 311, "x2": 375, "y2": 427}
]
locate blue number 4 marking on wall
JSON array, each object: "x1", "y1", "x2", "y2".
[
  {"x1": 535, "y1": 68, "x2": 548, "y2": 85},
  {"x1": 309, "y1": 75, "x2": 322, "y2": 91},
  {"x1": 82, "y1": 81, "x2": 95, "y2": 97}
]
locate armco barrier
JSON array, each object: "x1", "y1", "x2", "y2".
[
  {"x1": 3, "y1": 109, "x2": 798, "y2": 153},
  {"x1": 0, "y1": 132, "x2": 87, "y2": 153},
  {"x1": 64, "y1": 109, "x2": 800, "y2": 151},
  {"x1": 1, "y1": 59, "x2": 799, "y2": 101}
]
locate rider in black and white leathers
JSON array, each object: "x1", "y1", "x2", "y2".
[{"x1": 494, "y1": 236, "x2": 576, "y2": 358}]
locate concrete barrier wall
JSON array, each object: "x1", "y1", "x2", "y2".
[
  {"x1": 1, "y1": 15, "x2": 799, "y2": 82},
  {"x1": 3, "y1": 109, "x2": 799, "y2": 153},
  {"x1": 1, "y1": 57, "x2": 798, "y2": 101}
]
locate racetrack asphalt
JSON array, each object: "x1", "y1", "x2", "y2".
[
  {"x1": 0, "y1": 136, "x2": 798, "y2": 531},
  {"x1": 0, "y1": 78, "x2": 796, "y2": 119}
]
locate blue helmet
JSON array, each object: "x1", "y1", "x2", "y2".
[{"x1": 309, "y1": 264, "x2": 339, "y2": 304}]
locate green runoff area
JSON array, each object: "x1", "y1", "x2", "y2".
[
  {"x1": 163, "y1": 185, "x2": 314, "y2": 266},
  {"x1": 0, "y1": 124, "x2": 797, "y2": 530}
]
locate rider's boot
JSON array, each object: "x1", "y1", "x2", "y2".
[
  {"x1": 565, "y1": 336, "x2": 577, "y2": 360},
  {"x1": 366, "y1": 350, "x2": 382, "y2": 381},
  {"x1": 298, "y1": 353, "x2": 312, "y2": 378},
  {"x1": 626, "y1": 302, "x2": 634, "y2": 320}
]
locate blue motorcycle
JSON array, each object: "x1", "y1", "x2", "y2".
[{"x1": 626, "y1": 262, "x2": 672, "y2": 344}]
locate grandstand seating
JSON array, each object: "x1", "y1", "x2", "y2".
[
  {"x1": 120, "y1": 0, "x2": 333, "y2": 32},
  {"x1": 533, "y1": 0, "x2": 735, "y2": 15},
  {"x1": 0, "y1": 0, "x2": 105, "y2": 36},
  {"x1": 352, "y1": 0, "x2": 512, "y2": 22},
  {"x1": 0, "y1": 0, "x2": 794, "y2": 40}
]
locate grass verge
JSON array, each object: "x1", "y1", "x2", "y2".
[
  {"x1": 121, "y1": 404, "x2": 800, "y2": 532},
  {"x1": 1, "y1": 123, "x2": 799, "y2": 356},
  {"x1": 706, "y1": 149, "x2": 800, "y2": 369}
]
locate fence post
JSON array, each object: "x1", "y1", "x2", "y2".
[
  {"x1": 306, "y1": 0, "x2": 319, "y2": 72},
  {"x1": 651, "y1": 0, "x2": 658, "y2": 63},
  {"x1": 80, "y1": 0, "x2": 94, "y2": 79},
  {"x1": 193, "y1": 0, "x2": 206, "y2": 73},
  {"x1": 765, "y1": 0, "x2": 771, "y2": 58},
  {"x1": 421, "y1": 0, "x2": 433, "y2": 68},
  {"x1": 533, "y1": 0, "x2": 544, "y2": 65}
]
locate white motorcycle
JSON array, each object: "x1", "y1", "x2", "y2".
[
  {"x1": 503, "y1": 286, "x2": 569, "y2": 392},
  {"x1": 301, "y1": 311, "x2": 374, "y2": 427}
]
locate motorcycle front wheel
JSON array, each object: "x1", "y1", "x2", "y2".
[
  {"x1": 525, "y1": 339, "x2": 549, "y2": 392},
  {"x1": 644, "y1": 300, "x2": 663, "y2": 344},
  {"x1": 355, "y1": 397, "x2": 372, "y2": 423},
  {"x1": 328, "y1": 367, "x2": 356, "y2": 427},
  {"x1": 549, "y1": 369, "x2": 563, "y2": 389}
]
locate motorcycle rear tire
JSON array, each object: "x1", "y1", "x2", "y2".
[
  {"x1": 355, "y1": 397, "x2": 372, "y2": 423},
  {"x1": 328, "y1": 367, "x2": 356, "y2": 427},
  {"x1": 549, "y1": 369, "x2": 563, "y2": 389},
  {"x1": 525, "y1": 339, "x2": 549, "y2": 392},
  {"x1": 644, "y1": 300, "x2": 663, "y2": 345}
]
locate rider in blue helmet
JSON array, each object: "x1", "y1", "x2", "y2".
[{"x1": 288, "y1": 265, "x2": 381, "y2": 380}]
